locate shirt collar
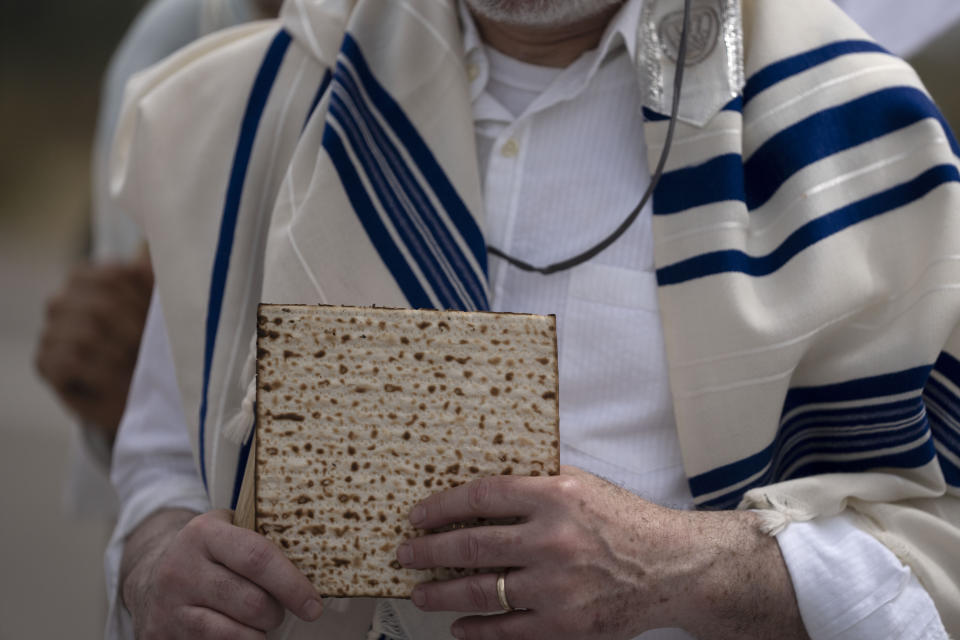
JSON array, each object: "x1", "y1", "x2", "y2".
[{"x1": 458, "y1": 0, "x2": 646, "y2": 103}]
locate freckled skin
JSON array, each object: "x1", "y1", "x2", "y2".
[{"x1": 402, "y1": 468, "x2": 809, "y2": 640}]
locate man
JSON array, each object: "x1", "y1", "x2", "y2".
[
  {"x1": 35, "y1": 0, "x2": 283, "y2": 518},
  {"x1": 106, "y1": 0, "x2": 960, "y2": 638}
]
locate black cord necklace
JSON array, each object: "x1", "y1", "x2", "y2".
[{"x1": 486, "y1": 0, "x2": 692, "y2": 275}]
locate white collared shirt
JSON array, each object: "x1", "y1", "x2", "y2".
[
  {"x1": 107, "y1": 1, "x2": 945, "y2": 638},
  {"x1": 464, "y1": 0, "x2": 694, "y2": 512}
]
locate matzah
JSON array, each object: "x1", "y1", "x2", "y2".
[{"x1": 255, "y1": 304, "x2": 559, "y2": 598}]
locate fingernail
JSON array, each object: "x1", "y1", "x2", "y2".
[
  {"x1": 397, "y1": 543, "x2": 413, "y2": 566},
  {"x1": 410, "y1": 504, "x2": 425, "y2": 526},
  {"x1": 451, "y1": 623, "x2": 465, "y2": 639},
  {"x1": 302, "y1": 598, "x2": 322, "y2": 620},
  {"x1": 411, "y1": 587, "x2": 425, "y2": 608}
]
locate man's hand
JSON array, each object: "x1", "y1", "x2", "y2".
[
  {"x1": 35, "y1": 256, "x2": 154, "y2": 440},
  {"x1": 121, "y1": 509, "x2": 323, "y2": 639},
  {"x1": 398, "y1": 466, "x2": 809, "y2": 640}
]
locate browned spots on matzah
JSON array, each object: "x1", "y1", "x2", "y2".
[{"x1": 255, "y1": 305, "x2": 559, "y2": 599}]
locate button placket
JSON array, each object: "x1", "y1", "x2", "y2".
[
  {"x1": 484, "y1": 122, "x2": 529, "y2": 304},
  {"x1": 500, "y1": 137, "x2": 519, "y2": 158}
]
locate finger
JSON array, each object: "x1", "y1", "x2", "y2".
[
  {"x1": 46, "y1": 287, "x2": 145, "y2": 346},
  {"x1": 173, "y1": 605, "x2": 266, "y2": 640},
  {"x1": 191, "y1": 564, "x2": 285, "y2": 631},
  {"x1": 62, "y1": 264, "x2": 132, "y2": 302},
  {"x1": 73, "y1": 287, "x2": 148, "y2": 341},
  {"x1": 36, "y1": 345, "x2": 99, "y2": 394},
  {"x1": 410, "y1": 476, "x2": 545, "y2": 529},
  {"x1": 398, "y1": 525, "x2": 528, "y2": 570},
  {"x1": 95, "y1": 259, "x2": 154, "y2": 292},
  {"x1": 195, "y1": 511, "x2": 323, "y2": 622},
  {"x1": 57, "y1": 266, "x2": 151, "y2": 331},
  {"x1": 101, "y1": 262, "x2": 155, "y2": 308},
  {"x1": 412, "y1": 569, "x2": 534, "y2": 613},
  {"x1": 40, "y1": 339, "x2": 131, "y2": 394},
  {"x1": 35, "y1": 338, "x2": 129, "y2": 432},
  {"x1": 40, "y1": 319, "x2": 132, "y2": 365},
  {"x1": 35, "y1": 346, "x2": 95, "y2": 408},
  {"x1": 35, "y1": 336, "x2": 75, "y2": 385},
  {"x1": 70, "y1": 261, "x2": 143, "y2": 289},
  {"x1": 452, "y1": 610, "x2": 538, "y2": 640}
]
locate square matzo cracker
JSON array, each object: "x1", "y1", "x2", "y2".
[{"x1": 254, "y1": 305, "x2": 559, "y2": 598}]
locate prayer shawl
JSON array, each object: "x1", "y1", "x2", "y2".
[{"x1": 111, "y1": 0, "x2": 960, "y2": 632}]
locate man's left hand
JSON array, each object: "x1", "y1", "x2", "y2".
[{"x1": 397, "y1": 466, "x2": 809, "y2": 640}]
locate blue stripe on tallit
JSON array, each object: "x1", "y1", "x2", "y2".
[
  {"x1": 322, "y1": 125, "x2": 435, "y2": 309},
  {"x1": 924, "y1": 382, "x2": 960, "y2": 487},
  {"x1": 743, "y1": 40, "x2": 890, "y2": 105},
  {"x1": 652, "y1": 86, "x2": 959, "y2": 222},
  {"x1": 692, "y1": 403, "x2": 932, "y2": 509},
  {"x1": 329, "y1": 59, "x2": 486, "y2": 310},
  {"x1": 328, "y1": 92, "x2": 470, "y2": 310},
  {"x1": 331, "y1": 61, "x2": 481, "y2": 306},
  {"x1": 689, "y1": 365, "x2": 936, "y2": 508},
  {"x1": 782, "y1": 362, "x2": 934, "y2": 410},
  {"x1": 642, "y1": 107, "x2": 669, "y2": 122},
  {"x1": 198, "y1": 30, "x2": 291, "y2": 490},
  {"x1": 745, "y1": 86, "x2": 958, "y2": 210},
  {"x1": 924, "y1": 351, "x2": 960, "y2": 486},
  {"x1": 230, "y1": 422, "x2": 255, "y2": 510},
  {"x1": 340, "y1": 34, "x2": 490, "y2": 289},
  {"x1": 941, "y1": 458, "x2": 960, "y2": 488},
  {"x1": 653, "y1": 154, "x2": 745, "y2": 214},
  {"x1": 642, "y1": 95, "x2": 742, "y2": 123},
  {"x1": 302, "y1": 69, "x2": 332, "y2": 132},
  {"x1": 723, "y1": 95, "x2": 743, "y2": 114},
  {"x1": 656, "y1": 163, "x2": 960, "y2": 286}
]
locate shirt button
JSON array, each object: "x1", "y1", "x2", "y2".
[
  {"x1": 500, "y1": 138, "x2": 519, "y2": 158},
  {"x1": 466, "y1": 63, "x2": 480, "y2": 82}
]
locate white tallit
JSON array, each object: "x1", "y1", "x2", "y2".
[{"x1": 111, "y1": 0, "x2": 960, "y2": 634}]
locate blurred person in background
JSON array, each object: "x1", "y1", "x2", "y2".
[{"x1": 34, "y1": 0, "x2": 283, "y2": 520}]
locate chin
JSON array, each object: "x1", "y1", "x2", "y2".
[{"x1": 464, "y1": 0, "x2": 625, "y2": 27}]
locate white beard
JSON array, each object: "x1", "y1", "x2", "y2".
[{"x1": 464, "y1": 0, "x2": 625, "y2": 27}]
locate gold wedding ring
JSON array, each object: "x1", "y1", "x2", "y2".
[{"x1": 496, "y1": 571, "x2": 514, "y2": 612}]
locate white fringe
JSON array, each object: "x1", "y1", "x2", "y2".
[
  {"x1": 741, "y1": 488, "x2": 820, "y2": 536},
  {"x1": 368, "y1": 600, "x2": 409, "y2": 640},
  {"x1": 222, "y1": 333, "x2": 258, "y2": 445}
]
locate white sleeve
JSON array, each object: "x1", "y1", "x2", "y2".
[
  {"x1": 776, "y1": 511, "x2": 948, "y2": 640},
  {"x1": 104, "y1": 290, "x2": 211, "y2": 639}
]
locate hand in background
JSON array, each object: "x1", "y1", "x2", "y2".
[{"x1": 35, "y1": 253, "x2": 154, "y2": 442}]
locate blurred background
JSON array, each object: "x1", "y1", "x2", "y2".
[
  {"x1": 1, "y1": 2, "x2": 959, "y2": 639},
  {"x1": 1, "y1": 3, "x2": 149, "y2": 639}
]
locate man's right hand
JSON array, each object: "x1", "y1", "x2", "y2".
[{"x1": 121, "y1": 509, "x2": 323, "y2": 639}]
